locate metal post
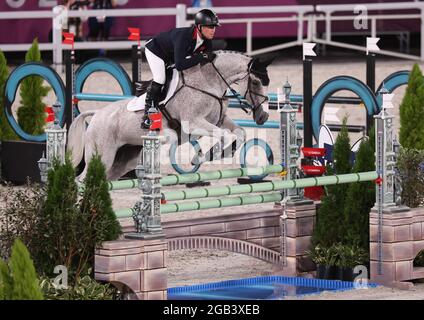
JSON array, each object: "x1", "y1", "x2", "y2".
[
  {"x1": 303, "y1": 58, "x2": 313, "y2": 147},
  {"x1": 39, "y1": 101, "x2": 67, "y2": 183},
  {"x1": 366, "y1": 53, "x2": 376, "y2": 134},
  {"x1": 64, "y1": 50, "x2": 75, "y2": 130},
  {"x1": 280, "y1": 200, "x2": 288, "y2": 268},
  {"x1": 374, "y1": 85, "x2": 409, "y2": 275},
  {"x1": 279, "y1": 80, "x2": 304, "y2": 203},
  {"x1": 52, "y1": 5, "x2": 66, "y2": 74},
  {"x1": 127, "y1": 120, "x2": 164, "y2": 239},
  {"x1": 131, "y1": 44, "x2": 142, "y2": 95}
]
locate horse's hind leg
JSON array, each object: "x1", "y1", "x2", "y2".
[
  {"x1": 77, "y1": 133, "x2": 120, "y2": 182},
  {"x1": 108, "y1": 145, "x2": 142, "y2": 180}
]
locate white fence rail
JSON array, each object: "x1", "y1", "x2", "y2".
[{"x1": 0, "y1": 2, "x2": 424, "y2": 71}]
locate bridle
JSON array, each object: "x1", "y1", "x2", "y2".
[{"x1": 211, "y1": 60, "x2": 269, "y2": 115}]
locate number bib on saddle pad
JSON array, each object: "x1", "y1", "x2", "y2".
[{"x1": 126, "y1": 68, "x2": 180, "y2": 112}]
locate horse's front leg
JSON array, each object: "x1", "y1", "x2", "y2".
[
  {"x1": 188, "y1": 119, "x2": 232, "y2": 164},
  {"x1": 219, "y1": 115, "x2": 247, "y2": 158}
]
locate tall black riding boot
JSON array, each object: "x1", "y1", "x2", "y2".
[{"x1": 142, "y1": 81, "x2": 162, "y2": 129}]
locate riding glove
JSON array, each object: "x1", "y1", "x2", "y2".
[{"x1": 201, "y1": 52, "x2": 216, "y2": 65}]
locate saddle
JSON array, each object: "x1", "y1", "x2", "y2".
[{"x1": 128, "y1": 66, "x2": 181, "y2": 133}]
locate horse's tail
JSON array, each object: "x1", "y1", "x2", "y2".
[{"x1": 67, "y1": 111, "x2": 95, "y2": 167}]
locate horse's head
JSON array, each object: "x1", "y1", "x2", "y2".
[{"x1": 243, "y1": 57, "x2": 273, "y2": 125}]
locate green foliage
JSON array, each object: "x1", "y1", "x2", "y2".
[
  {"x1": 399, "y1": 63, "x2": 424, "y2": 150},
  {"x1": 40, "y1": 273, "x2": 116, "y2": 300},
  {"x1": 342, "y1": 133, "x2": 376, "y2": 251},
  {"x1": 0, "y1": 50, "x2": 18, "y2": 141},
  {"x1": 0, "y1": 239, "x2": 43, "y2": 300},
  {"x1": 307, "y1": 243, "x2": 368, "y2": 268},
  {"x1": 78, "y1": 152, "x2": 122, "y2": 274},
  {"x1": 0, "y1": 182, "x2": 44, "y2": 260},
  {"x1": 16, "y1": 38, "x2": 50, "y2": 135},
  {"x1": 397, "y1": 147, "x2": 424, "y2": 208},
  {"x1": 312, "y1": 117, "x2": 351, "y2": 247},
  {"x1": 33, "y1": 155, "x2": 81, "y2": 277}
]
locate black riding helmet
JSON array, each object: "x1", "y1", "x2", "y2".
[{"x1": 194, "y1": 9, "x2": 221, "y2": 27}]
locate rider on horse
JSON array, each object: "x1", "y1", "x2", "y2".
[{"x1": 142, "y1": 9, "x2": 220, "y2": 128}]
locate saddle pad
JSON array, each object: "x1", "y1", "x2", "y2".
[{"x1": 127, "y1": 69, "x2": 179, "y2": 112}]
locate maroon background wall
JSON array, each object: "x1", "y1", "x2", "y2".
[{"x1": 0, "y1": 0, "x2": 420, "y2": 44}]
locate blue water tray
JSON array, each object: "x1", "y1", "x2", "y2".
[{"x1": 168, "y1": 275, "x2": 378, "y2": 300}]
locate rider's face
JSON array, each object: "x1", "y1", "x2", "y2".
[{"x1": 200, "y1": 26, "x2": 216, "y2": 40}]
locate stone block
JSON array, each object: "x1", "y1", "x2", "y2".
[
  {"x1": 95, "y1": 255, "x2": 126, "y2": 273},
  {"x1": 164, "y1": 226, "x2": 191, "y2": 238},
  {"x1": 395, "y1": 261, "x2": 413, "y2": 281},
  {"x1": 262, "y1": 237, "x2": 281, "y2": 249},
  {"x1": 100, "y1": 240, "x2": 143, "y2": 250},
  {"x1": 147, "y1": 251, "x2": 165, "y2": 269},
  {"x1": 147, "y1": 290, "x2": 166, "y2": 300},
  {"x1": 141, "y1": 268, "x2": 167, "y2": 292},
  {"x1": 258, "y1": 216, "x2": 280, "y2": 228},
  {"x1": 285, "y1": 219, "x2": 297, "y2": 238},
  {"x1": 114, "y1": 271, "x2": 141, "y2": 292},
  {"x1": 126, "y1": 253, "x2": 145, "y2": 271},
  {"x1": 296, "y1": 217, "x2": 315, "y2": 236},
  {"x1": 246, "y1": 227, "x2": 275, "y2": 239},
  {"x1": 370, "y1": 261, "x2": 395, "y2": 284},
  {"x1": 370, "y1": 224, "x2": 395, "y2": 242},
  {"x1": 190, "y1": 223, "x2": 225, "y2": 235},
  {"x1": 413, "y1": 223, "x2": 422, "y2": 241},
  {"x1": 394, "y1": 225, "x2": 412, "y2": 242},
  {"x1": 225, "y1": 219, "x2": 260, "y2": 232},
  {"x1": 370, "y1": 242, "x2": 413, "y2": 262},
  {"x1": 218, "y1": 230, "x2": 247, "y2": 240}
]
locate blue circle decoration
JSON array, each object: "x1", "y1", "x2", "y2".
[
  {"x1": 4, "y1": 62, "x2": 66, "y2": 142},
  {"x1": 169, "y1": 140, "x2": 202, "y2": 174},
  {"x1": 239, "y1": 138, "x2": 274, "y2": 181},
  {"x1": 311, "y1": 76, "x2": 379, "y2": 141},
  {"x1": 75, "y1": 57, "x2": 132, "y2": 114},
  {"x1": 375, "y1": 70, "x2": 410, "y2": 110}
]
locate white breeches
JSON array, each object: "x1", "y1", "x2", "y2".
[{"x1": 145, "y1": 47, "x2": 166, "y2": 85}]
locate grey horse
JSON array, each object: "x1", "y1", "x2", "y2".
[{"x1": 67, "y1": 50, "x2": 272, "y2": 181}]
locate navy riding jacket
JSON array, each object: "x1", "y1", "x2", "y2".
[{"x1": 145, "y1": 26, "x2": 213, "y2": 71}]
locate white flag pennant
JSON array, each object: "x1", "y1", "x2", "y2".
[
  {"x1": 366, "y1": 37, "x2": 380, "y2": 55},
  {"x1": 303, "y1": 42, "x2": 316, "y2": 60},
  {"x1": 382, "y1": 93, "x2": 394, "y2": 109}
]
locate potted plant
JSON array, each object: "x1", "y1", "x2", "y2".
[
  {"x1": 307, "y1": 244, "x2": 340, "y2": 280},
  {"x1": 306, "y1": 244, "x2": 327, "y2": 279},
  {"x1": 335, "y1": 244, "x2": 368, "y2": 281}
]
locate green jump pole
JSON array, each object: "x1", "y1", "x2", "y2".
[
  {"x1": 163, "y1": 171, "x2": 378, "y2": 202},
  {"x1": 114, "y1": 171, "x2": 378, "y2": 218},
  {"x1": 107, "y1": 164, "x2": 284, "y2": 191}
]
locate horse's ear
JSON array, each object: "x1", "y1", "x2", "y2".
[{"x1": 261, "y1": 56, "x2": 275, "y2": 68}]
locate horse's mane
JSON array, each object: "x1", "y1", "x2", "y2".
[{"x1": 215, "y1": 50, "x2": 252, "y2": 59}]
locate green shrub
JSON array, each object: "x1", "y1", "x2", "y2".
[
  {"x1": 0, "y1": 50, "x2": 18, "y2": 141},
  {"x1": 16, "y1": 38, "x2": 50, "y2": 135},
  {"x1": 0, "y1": 182, "x2": 45, "y2": 260},
  {"x1": 312, "y1": 117, "x2": 351, "y2": 247},
  {"x1": 397, "y1": 147, "x2": 424, "y2": 208},
  {"x1": 1, "y1": 153, "x2": 121, "y2": 281},
  {"x1": 40, "y1": 272, "x2": 116, "y2": 300},
  {"x1": 342, "y1": 129, "x2": 375, "y2": 251},
  {"x1": 33, "y1": 155, "x2": 81, "y2": 277},
  {"x1": 0, "y1": 239, "x2": 43, "y2": 300},
  {"x1": 77, "y1": 152, "x2": 122, "y2": 275},
  {"x1": 399, "y1": 63, "x2": 424, "y2": 150}
]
